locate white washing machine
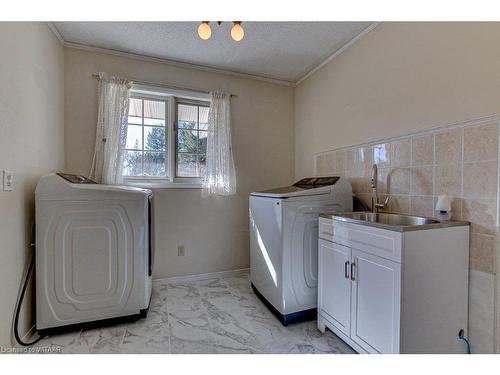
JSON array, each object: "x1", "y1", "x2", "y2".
[
  {"x1": 250, "y1": 177, "x2": 352, "y2": 325},
  {"x1": 35, "y1": 173, "x2": 154, "y2": 332}
]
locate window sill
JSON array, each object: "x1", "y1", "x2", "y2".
[{"x1": 123, "y1": 178, "x2": 204, "y2": 189}]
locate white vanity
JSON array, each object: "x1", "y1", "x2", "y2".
[{"x1": 317, "y1": 212, "x2": 470, "y2": 354}]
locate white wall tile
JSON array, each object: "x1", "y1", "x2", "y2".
[{"x1": 468, "y1": 270, "x2": 496, "y2": 354}]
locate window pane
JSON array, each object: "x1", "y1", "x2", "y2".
[
  {"x1": 143, "y1": 100, "x2": 165, "y2": 119},
  {"x1": 129, "y1": 98, "x2": 142, "y2": 117},
  {"x1": 178, "y1": 104, "x2": 198, "y2": 123},
  {"x1": 144, "y1": 117, "x2": 165, "y2": 126},
  {"x1": 177, "y1": 154, "x2": 197, "y2": 177},
  {"x1": 178, "y1": 120, "x2": 196, "y2": 129},
  {"x1": 178, "y1": 129, "x2": 198, "y2": 153},
  {"x1": 123, "y1": 150, "x2": 142, "y2": 176},
  {"x1": 128, "y1": 116, "x2": 142, "y2": 125},
  {"x1": 126, "y1": 125, "x2": 143, "y2": 149},
  {"x1": 144, "y1": 126, "x2": 166, "y2": 151},
  {"x1": 199, "y1": 106, "x2": 209, "y2": 126},
  {"x1": 175, "y1": 102, "x2": 209, "y2": 178},
  {"x1": 144, "y1": 151, "x2": 166, "y2": 177},
  {"x1": 198, "y1": 154, "x2": 207, "y2": 177},
  {"x1": 198, "y1": 131, "x2": 208, "y2": 154}
]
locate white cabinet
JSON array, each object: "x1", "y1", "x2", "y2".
[
  {"x1": 318, "y1": 240, "x2": 400, "y2": 353},
  {"x1": 350, "y1": 249, "x2": 401, "y2": 354},
  {"x1": 318, "y1": 240, "x2": 351, "y2": 336},
  {"x1": 317, "y1": 217, "x2": 469, "y2": 354}
]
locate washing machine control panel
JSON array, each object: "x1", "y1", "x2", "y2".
[
  {"x1": 293, "y1": 176, "x2": 339, "y2": 189},
  {"x1": 57, "y1": 173, "x2": 97, "y2": 184}
]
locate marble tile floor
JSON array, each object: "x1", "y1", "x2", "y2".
[{"x1": 33, "y1": 272, "x2": 355, "y2": 354}]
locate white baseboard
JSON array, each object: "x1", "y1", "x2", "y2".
[{"x1": 154, "y1": 268, "x2": 249, "y2": 284}]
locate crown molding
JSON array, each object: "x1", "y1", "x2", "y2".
[
  {"x1": 52, "y1": 22, "x2": 380, "y2": 87},
  {"x1": 295, "y1": 22, "x2": 381, "y2": 85},
  {"x1": 46, "y1": 22, "x2": 64, "y2": 45},
  {"x1": 63, "y1": 41, "x2": 296, "y2": 87}
]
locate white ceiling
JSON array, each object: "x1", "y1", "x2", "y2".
[{"x1": 53, "y1": 22, "x2": 373, "y2": 83}]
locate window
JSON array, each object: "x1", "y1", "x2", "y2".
[
  {"x1": 176, "y1": 102, "x2": 209, "y2": 178},
  {"x1": 123, "y1": 97, "x2": 167, "y2": 178},
  {"x1": 122, "y1": 87, "x2": 210, "y2": 187}
]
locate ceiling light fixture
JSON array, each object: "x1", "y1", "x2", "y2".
[
  {"x1": 197, "y1": 21, "x2": 212, "y2": 40},
  {"x1": 197, "y1": 21, "x2": 245, "y2": 42},
  {"x1": 230, "y1": 22, "x2": 244, "y2": 42}
]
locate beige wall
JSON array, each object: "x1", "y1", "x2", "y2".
[
  {"x1": 64, "y1": 48, "x2": 295, "y2": 279},
  {"x1": 295, "y1": 22, "x2": 500, "y2": 178},
  {"x1": 0, "y1": 23, "x2": 65, "y2": 346},
  {"x1": 295, "y1": 22, "x2": 500, "y2": 353}
]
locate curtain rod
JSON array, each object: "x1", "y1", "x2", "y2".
[{"x1": 91, "y1": 73, "x2": 236, "y2": 98}]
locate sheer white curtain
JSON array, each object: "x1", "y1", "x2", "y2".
[
  {"x1": 89, "y1": 72, "x2": 132, "y2": 184},
  {"x1": 205, "y1": 91, "x2": 236, "y2": 195}
]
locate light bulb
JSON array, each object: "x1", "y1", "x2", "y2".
[
  {"x1": 231, "y1": 22, "x2": 244, "y2": 42},
  {"x1": 198, "y1": 22, "x2": 212, "y2": 40}
]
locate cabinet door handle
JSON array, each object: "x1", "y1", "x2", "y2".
[
  {"x1": 344, "y1": 261, "x2": 350, "y2": 279},
  {"x1": 350, "y1": 262, "x2": 356, "y2": 281}
]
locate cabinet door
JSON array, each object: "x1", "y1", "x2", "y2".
[
  {"x1": 318, "y1": 239, "x2": 351, "y2": 335},
  {"x1": 350, "y1": 249, "x2": 401, "y2": 353}
]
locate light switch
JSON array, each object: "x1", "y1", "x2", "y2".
[{"x1": 3, "y1": 170, "x2": 13, "y2": 192}]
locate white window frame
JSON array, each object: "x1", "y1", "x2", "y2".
[
  {"x1": 123, "y1": 84, "x2": 210, "y2": 189},
  {"x1": 174, "y1": 98, "x2": 210, "y2": 182}
]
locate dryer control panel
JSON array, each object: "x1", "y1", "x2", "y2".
[
  {"x1": 57, "y1": 173, "x2": 97, "y2": 184},
  {"x1": 293, "y1": 176, "x2": 340, "y2": 189}
]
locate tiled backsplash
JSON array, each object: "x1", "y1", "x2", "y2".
[
  {"x1": 315, "y1": 117, "x2": 499, "y2": 275},
  {"x1": 316, "y1": 116, "x2": 500, "y2": 352}
]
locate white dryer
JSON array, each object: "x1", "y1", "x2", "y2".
[
  {"x1": 250, "y1": 177, "x2": 352, "y2": 325},
  {"x1": 35, "y1": 173, "x2": 154, "y2": 332}
]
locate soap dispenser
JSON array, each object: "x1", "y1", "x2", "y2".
[{"x1": 435, "y1": 194, "x2": 452, "y2": 221}]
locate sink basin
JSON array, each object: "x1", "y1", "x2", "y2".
[
  {"x1": 318, "y1": 211, "x2": 468, "y2": 232},
  {"x1": 336, "y1": 212, "x2": 440, "y2": 226}
]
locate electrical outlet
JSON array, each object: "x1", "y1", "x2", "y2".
[
  {"x1": 3, "y1": 170, "x2": 13, "y2": 192},
  {"x1": 177, "y1": 245, "x2": 185, "y2": 256}
]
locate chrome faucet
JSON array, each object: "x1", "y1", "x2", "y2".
[{"x1": 371, "y1": 164, "x2": 389, "y2": 213}]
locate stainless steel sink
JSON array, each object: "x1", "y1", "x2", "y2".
[
  {"x1": 336, "y1": 212, "x2": 440, "y2": 225},
  {"x1": 319, "y1": 211, "x2": 468, "y2": 232}
]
